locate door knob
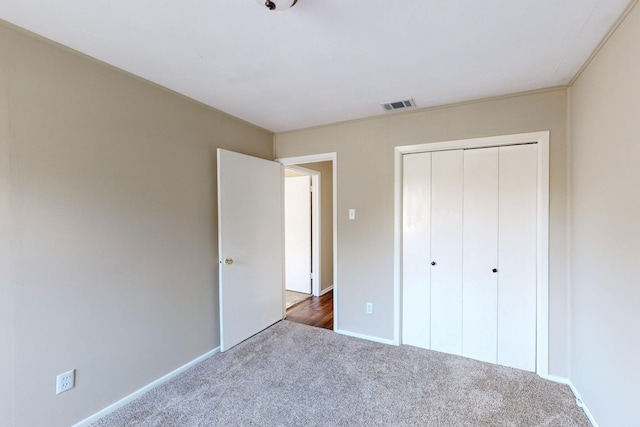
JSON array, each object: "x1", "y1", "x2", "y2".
[
  {"x1": 431, "y1": 261, "x2": 436, "y2": 266},
  {"x1": 492, "y1": 268, "x2": 498, "y2": 273},
  {"x1": 224, "y1": 258, "x2": 234, "y2": 265}
]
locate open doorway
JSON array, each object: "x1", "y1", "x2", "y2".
[
  {"x1": 284, "y1": 166, "x2": 317, "y2": 307},
  {"x1": 280, "y1": 156, "x2": 336, "y2": 331}
]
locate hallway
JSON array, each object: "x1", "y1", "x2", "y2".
[{"x1": 286, "y1": 291, "x2": 333, "y2": 330}]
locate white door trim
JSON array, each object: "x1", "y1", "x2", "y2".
[
  {"x1": 394, "y1": 131, "x2": 550, "y2": 377},
  {"x1": 284, "y1": 165, "x2": 321, "y2": 296},
  {"x1": 276, "y1": 153, "x2": 338, "y2": 330}
]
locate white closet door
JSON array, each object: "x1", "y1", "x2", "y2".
[
  {"x1": 498, "y1": 144, "x2": 537, "y2": 371},
  {"x1": 430, "y1": 150, "x2": 464, "y2": 355},
  {"x1": 462, "y1": 147, "x2": 499, "y2": 364},
  {"x1": 402, "y1": 152, "x2": 432, "y2": 348}
]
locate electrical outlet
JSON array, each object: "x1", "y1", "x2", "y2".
[
  {"x1": 56, "y1": 369, "x2": 75, "y2": 395},
  {"x1": 366, "y1": 303, "x2": 373, "y2": 314}
]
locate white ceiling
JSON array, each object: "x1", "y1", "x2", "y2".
[{"x1": 0, "y1": 0, "x2": 632, "y2": 132}]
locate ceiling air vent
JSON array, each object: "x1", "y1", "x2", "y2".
[{"x1": 381, "y1": 98, "x2": 416, "y2": 112}]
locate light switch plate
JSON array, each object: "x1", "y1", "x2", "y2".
[{"x1": 349, "y1": 209, "x2": 356, "y2": 220}]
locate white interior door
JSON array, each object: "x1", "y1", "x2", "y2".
[
  {"x1": 497, "y1": 144, "x2": 537, "y2": 371},
  {"x1": 217, "y1": 149, "x2": 284, "y2": 352},
  {"x1": 430, "y1": 150, "x2": 464, "y2": 356},
  {"x1": 402, "y1": 152, "x2": 432, "y2": 348},
  {"x1": 399, "y1": 133, "x2": 548, "y2": 374},
  {"x1": 284, "y1": 175, "x2": 312, "y2": 294},
  {"x1": 462, "y1": 147, "x2": 499, "y2": 364}
]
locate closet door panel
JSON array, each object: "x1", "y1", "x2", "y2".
[
  {"x1": 462, "y1": 148, "x2": 499, "y2": 364},
  {"x1": 430, "y1": 150, "x2": 464, "y2": 355},
  {"x1": 402, "y1": 153, "x2": 432, "y2": 348},
  {"x1": 498, "y1": 144, "x2": 537, "y2": 371}
]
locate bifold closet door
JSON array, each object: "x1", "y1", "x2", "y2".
[
  {"x1": 497, "y1": 144, "x2": 537, "y2": 371},
  {"x1": 401, "y1": 144, "x2": 537, "y2": 372},
  {"x1": 401, "y1": 152, "x2": 432, "y2": 348},
  {"x1": 430, "y1": 150, "x2": 464, "y2": 356},
  {"x1": 462, "y1": 147, "x2": 499, "y2": 364}
]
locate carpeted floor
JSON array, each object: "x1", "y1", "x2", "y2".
[
  {"x1": 92, "y1": 321, "x2": 590, "y2": 426},
  {"x1": 285, "y1": 290, "x2": 311, "y2": 309}
]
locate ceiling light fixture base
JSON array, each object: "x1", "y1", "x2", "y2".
[{"x1": 258, "y1": 0, "x2": 298, "y2": 11}]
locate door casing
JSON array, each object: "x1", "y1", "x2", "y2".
[
  {"x1": 277, "y1": 153, "x2": 338, "y2": 329},
  {"x1": 394, "y1": 131, "x2": 550, "y2": 377}
]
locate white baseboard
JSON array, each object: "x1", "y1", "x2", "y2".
[
  {"x1": 334, "y1": 328, "x2": 395, "y2": 346},
  {"x1": 543, "y1": 375, "x2": 599, "y2": 427},
  {"x1": 320, "y1": 285, "x2": 334, "y2": 296},
  {"x1": 73, "y1": 347, "x2": 220, "y2": 427}
]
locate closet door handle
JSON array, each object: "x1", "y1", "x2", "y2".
[
  {"x1": 492, "y1": 268, "x2": 498, "y2": 273},
  {"x1": 431, "y1": 261, "x2": 437, "y2": 266}
]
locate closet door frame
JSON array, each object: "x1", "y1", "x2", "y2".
[{"x1": 393, "y1": 131, "x2": 550, "y2": 377}]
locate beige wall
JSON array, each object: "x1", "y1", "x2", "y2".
[
  {"x1": 275, "y1": 89, "x2": 570, "y2": 376},
  {"x1": 568, "y1": 2, "x2": 640, "y2": 425},
  {"x1": 6, "y1": 3, "x2": 637, "y2": 424},
  {"x1": 0, "y1": 24, "x2": 14, "y2": 427},
  {"x1": 299, "y1": 161, "x2": 334, "y2": 292},
  {"x1": 0, "y1": 21, "x2": 273, "y2": 427}
]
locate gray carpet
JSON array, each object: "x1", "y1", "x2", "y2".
[{"x1": 92, "y1": 321, "x2": 590, "y2": 426}]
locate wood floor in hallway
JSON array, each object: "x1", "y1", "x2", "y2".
[{"x1": 286, "y1": 290, "x2": 333, "y2": 330}]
